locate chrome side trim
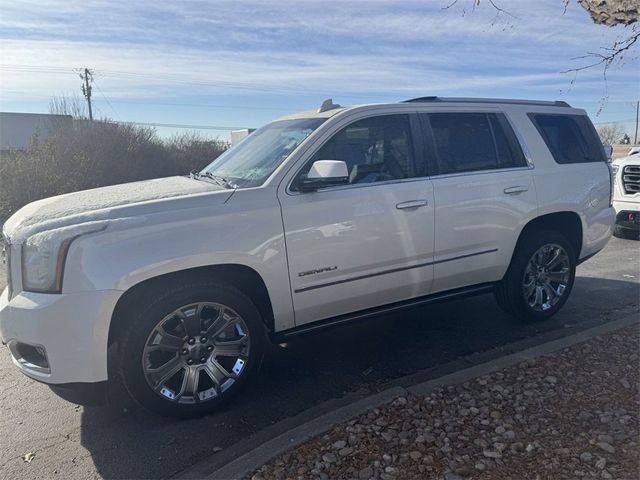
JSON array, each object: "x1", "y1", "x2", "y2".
[
  {"x1": 287, "y1": 175, "x2": 431, "y2": 196},
  {"x1": 428, "y1": 166, "x2": 531, "y2": 181},
  {"x1": 294, "y1": 248, "x2": 498, "y2": 293}
]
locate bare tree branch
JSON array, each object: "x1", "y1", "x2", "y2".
[
  {"x1": 442, "y1": 0, "x2": 515, "y2": 16},
  {"x1": 442, "y1": 0, "x2": 516, "y2": 25},
  {"x1": 486, "y1": 0, "x2": 516, "y2": 18},
  {"x1": 597, "y1": 122, "x2": 627, "y2": 144},
  {"x1": 443, "y1": 0, "x2": 638, "y2": 110},
  {"x1": 562, "y1": 26, "x2": 640, "y2": 74},
  {"x1": 49, "y1": 94, "x2": 88, "y2": 119}
]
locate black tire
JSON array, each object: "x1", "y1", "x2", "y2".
[
  {"x1": 118, "y1": 278, "x2": 266, "y2": 418},
  {"x1": 495, "y1": 229, "x2": 576, "y2": 322}
]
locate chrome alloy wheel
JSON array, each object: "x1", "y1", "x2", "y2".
[
  {"x1": 142, "y1": 302, "x2": 250, "y2": 404},
  {"x1": 522, "y1": 243, "x2": 571, "y2": 312}
]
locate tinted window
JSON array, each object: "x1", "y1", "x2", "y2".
[
  {"x1": 295, "y1": 114, "x2": 415, "y2": 189},
  {"x1": 528, "y1": 114, "x2": 605, "y2": 164},
  {"x1": 427, "y1": 113, "x2": 526, "y2": 175},
  {"x1": 490, "y1": 114, "x2": 527, "y2": 169}
]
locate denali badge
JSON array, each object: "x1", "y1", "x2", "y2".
[{"x1": 298, "y1": 266, "x2": 338, "y2": 277}]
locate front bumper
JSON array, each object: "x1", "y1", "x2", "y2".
[
  {"x1": 0, "y1": 287, "x2": 121, "y2": 385},
  {"x1": 613, "y1": 199, "x2": 640, "y2": 232}
]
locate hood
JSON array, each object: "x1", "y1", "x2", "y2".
[
  {"x1": 612, "y1": 154, "x2": 640, "y2": 167},
  {"x1": 3, "y1": 176, "x2": 231, "y2": 244}
]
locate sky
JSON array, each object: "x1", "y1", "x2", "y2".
[{"x1": 1, "y1": 0, "x2": 638, "y2": 140}]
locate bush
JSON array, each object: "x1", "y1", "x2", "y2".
[{"x1": 0, "y1": 120, "x2": 227, "y2": 223}]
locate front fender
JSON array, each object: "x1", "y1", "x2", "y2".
[{"x1": 63, "y1": 189, "x2": 295, "y2": 332}]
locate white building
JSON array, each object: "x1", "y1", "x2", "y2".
[{"x1": 0, "y1": 112, "x2": 72, "y2": 151}]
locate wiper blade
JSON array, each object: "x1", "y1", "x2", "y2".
[{"x1": 196, "y1": 171, "x2": 235, "y2": 189}]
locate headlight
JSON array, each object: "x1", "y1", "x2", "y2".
[
  {"x1": 21, "y1": 223, "x2": 106, "y2": 293},
  {"x1": 611, "y1": 164, "x2": 619, "y2": 176},
  {"x1": 608, "y1": 163, "x2": 619, "y2": 207}
]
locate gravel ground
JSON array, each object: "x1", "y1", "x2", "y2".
[{"x1": 249, "y1": 325, "x2": 640, "y2": 480}]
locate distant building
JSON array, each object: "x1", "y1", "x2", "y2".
[
  {"x1": 0, "y1": 112, "x2": 72, "y2": 152},
  {"x1": 230, "y1": 128, "x2": 256, "y2": 145}
]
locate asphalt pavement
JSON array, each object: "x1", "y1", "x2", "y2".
[{"x1": 0, "y1": 237, "x2": 638, "y2": 479}]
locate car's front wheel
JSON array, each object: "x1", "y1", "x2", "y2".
[
  {"x1": 118, "y1": 278, "x2": 265, "y2": 417},
  {"x1": 495, "y1": 229, "x2": 576, "y2": 322}
]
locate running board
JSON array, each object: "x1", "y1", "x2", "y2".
[{"x1": 271, "y1": 283, "x2": 496, "y2": 342}]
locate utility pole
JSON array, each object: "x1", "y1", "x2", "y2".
[
  {"x1": 635, "y1": 100, "x2": 639, "y2": 145},
  {"x1": 80, "y1": 68, "x2": 93, "y2": 120}
]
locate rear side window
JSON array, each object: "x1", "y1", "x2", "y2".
[
  {"x1": 426, "y1": 113, "x2": 527, "y2": 175},
  {"x1": 489, "y1": 114, "x2": 527, "y2": 169},
  {"x1": 528, "y1": 114, "x2": 605, "y2": 164}
]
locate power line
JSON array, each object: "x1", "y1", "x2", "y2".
[
  {"x1": 115, "y1": 120, "x2": 254, "y2": 131},
  {"x1": 2, "y1": 63, "x2": 638, "y2": 105},
  {"x1": 0, "y1": 89, "x2": 288, "y2": 111},
  {"x1": 93, "y1": 81, "x2": 119, "y2": 120},
  {"x1": 0, "y1": 63, "x2": 329, "y2": 97},
  {"x1": 635, "y1": 100, "x2": 639, "y2": 144},
  {"x1": 592, "y1": 118, "x2": 636, "y2": 125}
]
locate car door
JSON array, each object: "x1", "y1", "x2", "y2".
[
  {"x1": 278, "y1": 113, "x2": 435, "y2": 326},
  {"x1": 420, "y1": 111, "x2": 538, "y2": 293}
]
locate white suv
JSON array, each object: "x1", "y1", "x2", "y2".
[
  {"x1": 611, "y1": 148, "x2": 639, "y2": 238},
  {"x1": 0, "y1": 97, "x2": 614, "y2": 417}
]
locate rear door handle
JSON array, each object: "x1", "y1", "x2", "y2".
[
  {"x1": 396, "y1": 200, "x2": 428, "y2": 209},
  {"x1": 504, "y1": 186, "x2": 528, "y2": 194}
]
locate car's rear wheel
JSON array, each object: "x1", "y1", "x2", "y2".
[
  {"x1": 495, "y1": 229, "x2": 576, "y2": 322},
  {"x1": 118, "y1": 279, "x2": 265, "y2": 417}
]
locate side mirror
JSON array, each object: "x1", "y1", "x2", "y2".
[
  {"x1": 603, "y1": 144, "x2": 613, "y2": 160},
  {"x1": 299, "y1": 160, "x2": 349, "y2": 192}
]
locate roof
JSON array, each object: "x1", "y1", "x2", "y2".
[{"x1": 277, "y1": 96, "x2": 577, "y2": 122}]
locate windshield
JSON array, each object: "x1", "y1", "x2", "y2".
[{"x1": 201, "y1": 118, "x2": 326, "y2": 188}]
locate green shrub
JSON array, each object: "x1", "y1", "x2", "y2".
[{"x1": 0, "y1": 120, "x2": 227, "y2": 223}]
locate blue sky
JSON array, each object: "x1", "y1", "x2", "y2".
[{"x1": 1, "y1": 0, "x2": 638, "y2": 140}]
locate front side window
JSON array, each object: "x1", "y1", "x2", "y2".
[
  {"x1": 427, "y1": 112, "x2": 526, "y2": 175},
  {"x1": 202, "y1": 118, "x2": 325, "y2": 188},
  {"x1": 294, "y1": 114, "x2": 415, "y2": 190},
  {"x1": 528, "y1": 113, "x2": 605, "y2": 164}
]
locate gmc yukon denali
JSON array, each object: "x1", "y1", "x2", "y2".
[{"x1": 1, "y1": 97, "x2": 615, "y2": 417}]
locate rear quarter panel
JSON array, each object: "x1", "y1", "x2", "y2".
[{"x1": 506, "y1": 108, "x2": 614, "y2": 259}]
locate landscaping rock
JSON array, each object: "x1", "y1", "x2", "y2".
[{"x1": 246, "y1": 326, "x2": 639, "y2": 480}]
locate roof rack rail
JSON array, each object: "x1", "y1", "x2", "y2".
[{"x1": 403, "y1": 97, "x2": 571, "y2": 108}]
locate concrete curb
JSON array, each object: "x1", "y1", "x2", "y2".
[
  {"x1": 182, "y1": 313, "x2": 638, "y2": 480},
  {"x1": 408, "y1": 312, "x2": 639, "y2": 395}
]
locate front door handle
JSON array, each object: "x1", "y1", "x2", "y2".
[
  {"x1": 396, "y1": 200, "x2": 428, "y2": 209},
  {"x1": 504, "y1": 186, "x2": 528, "y2": 194}
]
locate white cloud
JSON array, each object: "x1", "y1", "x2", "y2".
[{"x1": 0, "y1": 0, "x2": 637, "y2": 125}]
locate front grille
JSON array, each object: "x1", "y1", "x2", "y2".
[{"x1": 623, "y1": 165, "x2": 640, "y2": 194}]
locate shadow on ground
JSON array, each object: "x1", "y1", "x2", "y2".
[{"x1": 79, "y1": 276, "x2": 639, "y2": 479}]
